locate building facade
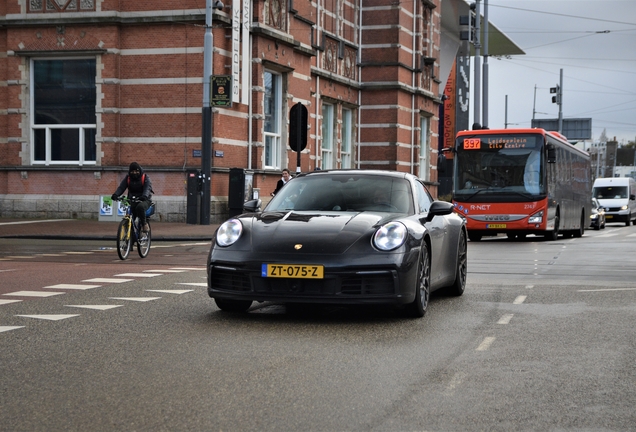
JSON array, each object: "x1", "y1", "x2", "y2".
[{"x1": 0, "y1": 0, "x2": 442, "y2": 222}]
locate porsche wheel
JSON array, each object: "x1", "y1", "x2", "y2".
[
  {"x1": 445, "y1": 230, "x2": 467, "y2": 296},
  {"x1": 215, "y1": 298, "x2": 252, "y2": 312},
  {"x1": 405, "y1": 243, "x2": 430, "y2": 318}
]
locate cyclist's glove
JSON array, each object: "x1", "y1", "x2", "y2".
[{"x1": 111, "y1": 194, "x2": 118, "y2": 201}]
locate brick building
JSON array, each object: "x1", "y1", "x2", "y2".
[{"x1": 0, "y1": 0, "x2": 443, "y2": 222}]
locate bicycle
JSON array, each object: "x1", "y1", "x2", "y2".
[{"x1": 113, "y1": 196, "x2": 155, "y2": 260}]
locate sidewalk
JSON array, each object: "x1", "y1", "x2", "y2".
[{"x1": 0, "y1": 218, "x2": 219, "y2": 241}]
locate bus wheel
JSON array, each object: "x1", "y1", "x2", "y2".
[
  {"x1": 468, "y1": 232, "x2": 482, "y2": 242},
  {"x1": 574, "y1": 211, "x2": 585, "y2": 238},
  {"x1": 546, "y1": 214, "x2": 559, "y2": 241}
]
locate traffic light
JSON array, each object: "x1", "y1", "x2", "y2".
[
  {"x1": 550, "y1": 85, "x2": 561, "y2": 105},
  {"x1": 459, "y1": 11, "x2": 476, "y2": 42}
]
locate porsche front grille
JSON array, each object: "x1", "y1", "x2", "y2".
[{"x1": 210, "y1": 267, "x2": 395, "y2": 296}]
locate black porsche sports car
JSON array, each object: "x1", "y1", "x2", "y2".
[{"x1": 207, "y1": 170, "x2": 468, "y2": 318}]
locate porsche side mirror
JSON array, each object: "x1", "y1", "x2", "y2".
[
  {"x1": 243, "y1": 199, "x2": 262, "y2": 212},
  {"x1": 424, "y1": 200, "x2": 454, "y2": 222}
]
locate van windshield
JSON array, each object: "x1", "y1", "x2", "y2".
[{"x1": 593, "y1": 186, "x2": 628, "y2": 199}]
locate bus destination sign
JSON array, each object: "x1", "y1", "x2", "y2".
[{"x1": 463, "y1": 136, "x2": 534, "y2": 150}]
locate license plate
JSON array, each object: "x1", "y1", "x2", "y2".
[
  {"x1": 486, "y1": 224, "x2": 507, "y2": 229},
  {"x1": 605, "y1": 215, "x2": 613, "y2": 219},
  {"x1": 262, "y1": 264, "x2": 324, "y2": 279}
]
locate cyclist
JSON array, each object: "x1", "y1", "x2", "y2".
[{"x1": 111, "y1": 162, "x2": 153, "y2": 233}]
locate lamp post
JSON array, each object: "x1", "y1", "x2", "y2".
[{"x1": 200, "y1": 0, "x2": 224, "y2": 225}]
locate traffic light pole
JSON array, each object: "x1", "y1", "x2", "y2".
[{"x1": 558, "y1": 68, "x2": 563, "y2": 134}]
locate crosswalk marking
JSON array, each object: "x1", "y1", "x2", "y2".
[
  {"x1": 0, "y1": 326, "x2": 24, "y2": 333},
  {"x1": 3, "y1": 291, "x2": 65, "y2": 297},
  {"x1": 144, "y1": 269, "x2": 187, "y2": 273},
  {"x1": 82, "y1": 278, "x2": 133, "y2": 283},
  {"x1": 17, "y1": 314, "x2": 79, "y2": 321},
  {"x1": 170, "y1": 267, "x2": 206, "y2": 271},
  {"x1": 65, "y1": 305, "x2": 124, "y2": 310},
  {"x1": 109, "y1": 297, "x2": 161, "y2": 302},
  {"x1": 44, "y1": 284, "x2": 101, "y2": 290},
  {"x1": 0, "y1": 299, "x2": 22, "y2": 305},
  {"x1": 176, "y1": 282, "x2": 207, "y2": 287},
  {"x1": 146, "y1": 289, "x2": 193, "y2": 294},
  {"x1": 114, "y1": 273, "x2": 162, "y2": 278}
]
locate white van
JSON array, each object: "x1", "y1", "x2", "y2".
[{"x1": 592, "y1": 177, "x2": 636, "y2": 226}]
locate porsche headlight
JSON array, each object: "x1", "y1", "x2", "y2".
[
  {"x1": 216, "y1": 219, "x2": 243, "y2": 247},
  {"x1": 373, "y1": 221, "x2": 407, "y2": 251}
]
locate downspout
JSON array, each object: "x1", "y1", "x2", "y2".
[
  {"x1": 410, "y1": 0, "x2": 416, "y2": 174},
  {"x1": 315, "y1": 0, "x2": 322, "y2": 169},
  {"x1": 356, "y1": 0, "x2": 362, "y2": 169},
  {"x1": 247, "y1": 33, "x2": 253, "y2": 169}
]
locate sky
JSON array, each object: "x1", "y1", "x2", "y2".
[{"x1": 474, "y1": 0, "x2": 636, "y2": 144}]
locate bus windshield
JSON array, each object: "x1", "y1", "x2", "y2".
[{"x1": 453, "y1": 134, "x2": 545, "y2": 199}]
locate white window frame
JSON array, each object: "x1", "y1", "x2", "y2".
[
  {"x1": 341, "y1": 108, "x2": 353, "y2": 169},
  {"x1": 30, "y1": 57, "x2": 97, "y2": 166},
  {"x1": 419, "y1": 116, "x2": 430, "y2": 181},
  {"x1": 263, "y1": 70, "x2": 283, "y2": 169},
  {"x1": 321, "y1": 103, "x2": 334, "y2": 169}
]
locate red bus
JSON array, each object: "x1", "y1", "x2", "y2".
[{"x1": 449, "y1": 128, "x2": 592, "y2": 241}]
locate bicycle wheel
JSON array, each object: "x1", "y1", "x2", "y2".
[
  {"x1": 137, "y1": 221, "x2": 151, "y2": 258},
  {"x1": 117, "y1": 218, "x2": 132, "y2": 260}
]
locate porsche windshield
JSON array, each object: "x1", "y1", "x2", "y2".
[
  {"x1": 266, "y1": 174, "x2": 414, "y2": 213},
  {"x1": 453, "y1": 134, "x2": 545, "y2": 198}
]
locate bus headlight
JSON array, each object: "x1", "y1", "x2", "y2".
[{"x1": 528, "y1": 210, "x2": 544, "y2": 224}]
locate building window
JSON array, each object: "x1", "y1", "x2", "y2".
[
  {"x1": 341, "y1": 108, "x2": 353, "y2": 168},
  {"x1": 31, "y1": 58, "x2": 96, "y2": 165},
  {"x1": 321, "y1": 103, "x2": 334, "y2": 170},
  {"x1": 264, "y1": 0, "x2": 286, "y2": 31},
  {"x1": 419, "y1": 116, "x2": 430, "y2": 181},
  {"x1": 29, "y1": 0, "x2": 96, "y2": 13},
  {"x1": 264, "y1": 71, "x2": 282, "y2": 169}
]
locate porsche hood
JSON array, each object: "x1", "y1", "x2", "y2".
[{"x1": 242, "y1": 211, "x2": 392, "y2": 254}]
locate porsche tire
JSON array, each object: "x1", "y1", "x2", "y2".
[
  {"x1": 405, "y1": 243, "x2": 430, "y2": 318},
  {"x1": 215, "y1": 298, "x2": 252, "y2": 312}
]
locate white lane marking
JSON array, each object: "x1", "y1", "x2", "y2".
[
  {"x1": 82, "y1": 278, "x2": 133, "y2": 283},
  {"x1": 114, "y1": 273, "x2": 162, "y2": 278},
  {"x1": 476, "y1": 337, "x2": 496, "y2": 351},
  {"x1": 596, "y1": 232, "x2": 621, "y2": 238},
  {"x1": 525, "y1": 285, "x2": 534, "y2": 289},
  {"x1": 38, "y1": 254, "x2": 65, "y2": 257},
  {"x1": 146, "y1": 289, "x2": 193, "y2": 294},
  {"x1": 5, "y1": 256, "x2": 34, "y2": 259},
  {"x1": 0, "y1": 269, "x2": 17, "y2": 273},
  {"x1": 0, "y1": 326, "x2": 25, "y2": 333},
  {"x1": 0, "y1": 219, "x2": 71, "y2": 226},
  {"x1": 3, "y1": 291, "x2": 65, "y2": 297},
  {"x1": 0, "y1": 299, "x2": 22, "y2": 305},
  {"x1": 17, "y1": 314, "x2": 79, "y2": 321},
  {"x1": 65, "y1": 305, "x2": 124, "y2": 310},
  {"x1": 578, "y1": 287, "x2": 636, "y2": 292},
  {"x1": 497, "y1": 314, "x2": 514, "y2": 325},
  {"x1": 176, "y1": 282, "x2": 207, "y2": 287},
  {"x1": 170, "y1": 267, "x2": 206, "y2": 271},
  {"x1": 109, "y1": 297, "x2": 161, "y2": 302},
  {"x1": 63, "y1": 252, "x2": 94, "y2": 255},
  {"x1": 43, "y1": 284, "x2": 101, "y2": 290},
  {"x1": 143, "y1": 269, "x2": 186, "y2": 273},
  {"x1": 513, "y1": 295, "x2": 527, "y2": 304}
]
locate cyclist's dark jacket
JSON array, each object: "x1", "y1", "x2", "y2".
[{"x1": 113, "y1": 162, "x2": 153, "y2": 200}]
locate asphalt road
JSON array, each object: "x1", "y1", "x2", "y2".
[{"x1": 1, "y1": 225, "x2": 635, "y2": 431}]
